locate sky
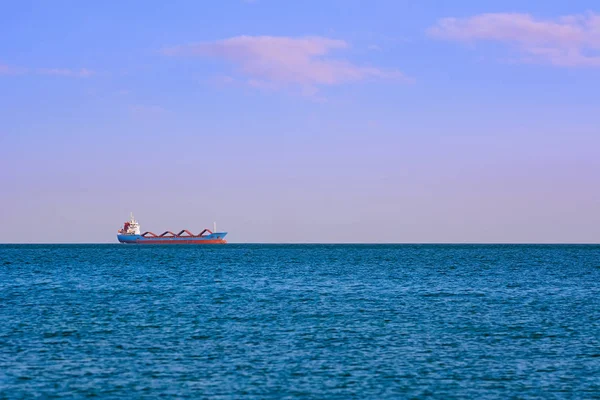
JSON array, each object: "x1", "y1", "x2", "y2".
[{"x1": 1, "y1": 0, "x2": 599, "y2": 243}]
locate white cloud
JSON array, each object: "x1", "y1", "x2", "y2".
[
  {"x1": 429, "y1": 12, "x2": 600, "y2": 67},
  {"x1": 164, "y1": 35, "x2": 411, "y2": 94}
]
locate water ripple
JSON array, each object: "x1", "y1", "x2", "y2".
[{"x1": 1, "y1": 244, "x2": 599, "y2": 398}]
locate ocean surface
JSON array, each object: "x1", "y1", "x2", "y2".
[{"x1": 1, "y1": 244, "x2": 599, "y2": 399}]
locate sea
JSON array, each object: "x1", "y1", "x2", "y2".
[{"x1": 1, "y1": 244, "x2": 599, "y2": 399}]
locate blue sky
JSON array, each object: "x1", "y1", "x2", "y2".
[{"x1": 1, "y1": 0, "x2": 599, "y2": 243}]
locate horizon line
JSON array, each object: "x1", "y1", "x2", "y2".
[{"x1": 1, "y1": 242, "x2": 599, "y2": 245}]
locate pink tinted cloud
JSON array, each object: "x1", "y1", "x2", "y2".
[
  {"x1": 163, "y1": 35, "x2": 410, "y2": 92},
  {"x1": 130, "y1": 104, "x2": 168, "y2": 117},
  {"x1": 37, "y1": 68, "x2": 94, "y2": 77},
  {"x1": 0, "y1": 64, "x2": 15, "y2": 74},
  {"x1": 0, "y1": 63, "x2": 26, "y2": 75},
  {"x1": 0, "y1": 63, "x2": 94, "y2": 77},
  {"x1": 429, "y1": 12, "x2": 600, "y2": 67}
]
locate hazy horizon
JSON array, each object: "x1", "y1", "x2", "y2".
[{"x1": 1, "y1": 0, "x2": 599, "y2": 244}]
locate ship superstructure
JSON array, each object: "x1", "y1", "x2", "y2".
[{"x1": 117, "y1": 213, "x2": 227, "y2": 244}]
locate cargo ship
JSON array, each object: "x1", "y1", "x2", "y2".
[{"x1": 117, "y1": 213, "x2": 227, "y2": 244}]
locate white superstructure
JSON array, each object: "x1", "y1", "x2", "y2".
[{"x1": 119, "y1": 212, "x2": 141, "y2": 235}]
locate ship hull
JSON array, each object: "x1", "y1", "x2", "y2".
[{"x1": 117, "y1": 233, "x2": 227, "y2": 244}]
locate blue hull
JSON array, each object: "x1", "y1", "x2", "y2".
[{"x1": 117, "y1": 233, "x2": 227, "y2": 244}]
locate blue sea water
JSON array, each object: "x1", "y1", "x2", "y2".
[{"x1": 1, "y1": 244, "x2": 599, "y2": 399}]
